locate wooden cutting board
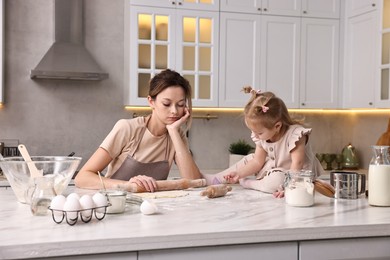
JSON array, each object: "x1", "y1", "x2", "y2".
[{"x1": 376, "y1": 118, "x2": 390, "y2": 146}]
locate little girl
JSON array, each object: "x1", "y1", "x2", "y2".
[{"x1": 204, "y1": 87, "x2": 324, "y2": 197}]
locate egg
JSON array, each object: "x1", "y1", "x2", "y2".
[
  {"x1": 63, "y1": 197, "x2": 81, "y2": 220},
  {"x1": 92, "y1": 192, "x2": 108, "y2": 213},
  {"x1": 79, "y1": 194, "x2": 95, "y2": 218},
  {"x1": 50, "y1": 195, "x2": 66, "y2": 217},
  {"x1": 140, "y1": 200, "x2": 158, "y2": 215},
  {"x1": 67, "y1": 192, "x2": 80, "y2": 201}
]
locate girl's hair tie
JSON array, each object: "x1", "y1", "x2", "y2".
[
  {"x1": 261, "y1": 105, "x2": 269, "y2": 113},
  {"x1": 251, "y1": 89, "x2": 262, "y2": 95},
  {"x1": 241, "y1": 86, "x2": 262, "y2": 95}
]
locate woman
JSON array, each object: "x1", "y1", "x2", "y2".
[{"x1": 74, "y1": 69, "x2": 202, "y2": 192}]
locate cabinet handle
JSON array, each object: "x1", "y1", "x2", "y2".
[
  {"x1": 171, "y1": 1, "x2": 176, "y2": 5},
  {"x1": 369, "y1": 102, "x2": 373, "y2": 106},
  {"x1": 372, "y1": 3, "x2": 376, "y2": 7},
  {"x1": 263, "y1": 8, "x2": 268, "y2": 12},
  {"x1": 257, "y1": 7, "x2": 262, "y2": 11},
  {"x1": 301, "y1": 103, "x2": 305, "y2": 106},
  {"x1": 178, "y1": 2, "x2": 182, "y2": 5},
  {"x1": 303, "y1": 10, "x2": 307, "y2": 14}
]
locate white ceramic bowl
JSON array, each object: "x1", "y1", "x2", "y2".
[{"x1": 0, "y1": 156, "x2": 82, "y2": 204}]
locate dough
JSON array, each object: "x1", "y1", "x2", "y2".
[{"x1": 132, "y1": 190, "x2": 190, "y2": 199}]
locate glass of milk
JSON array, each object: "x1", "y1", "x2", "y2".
[{"x1": 284, "y1": 170, "x2": 315, "y2": 207}]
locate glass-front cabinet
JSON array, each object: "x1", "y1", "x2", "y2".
[
  {"x1": 125, "y1": 0, "x2": 219, "y2": 106},
  {"x1": 378, "y1": 0, "x2": 390, "y2": 107}
]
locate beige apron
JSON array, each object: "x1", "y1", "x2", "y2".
[{"x1": 111, "y1": 117, "x2": 170, "y2": 181}]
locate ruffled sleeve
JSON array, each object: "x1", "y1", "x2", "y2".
[{"x1": 287, "y1": 125, "x2": 312, "y2": 153}]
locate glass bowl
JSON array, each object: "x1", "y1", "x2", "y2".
[{"x1": 0, "y1": 156, "x2": 82, "y2": 204}]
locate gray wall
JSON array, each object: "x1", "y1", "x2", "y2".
[{"x1": 0, "y1": 0, "x2": 389, "y2": 174}]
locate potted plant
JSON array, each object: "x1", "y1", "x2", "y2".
[{"x1": 228, "y1": 139, "x2": 254, "y2": 166}]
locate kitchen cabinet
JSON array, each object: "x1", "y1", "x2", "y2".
[
  {"x1": 301, "y1": 0, "x2": 340, "y2": 18},
  {"x1": 220, "y1": 0, "x2": 302, "y2": 16},
  {"x1": 343, "y1": 6, "x2": 379, "y2": 108},
  {"x1": 300, "y1": 237, "x2": 390, "y2": 260},
  {"x1": 125, "y1": 1, "x2": 219, "y2": 107},
  {"x1": 299, "y1": 18, "x2": 339, "y2": 108},
  {"x1": 219, "y1": 12, "x2": 340, "y2": 108},
  {"x1": 219, "y1": 13, "x2": 300, "y2": 108},
  {"x1": 129, "y1": 0, "x2": 219, "y2": 11},
  {"x1": 0, "y1": 0, "x2": 3, "y2": 104},
  {"x1": 220, "y1": 0, "x2": 340, "y2": 18},
  {"x1": 139, "y1": 242, "x2": 297, "y2": 260},
  {"x1": 346, "y1": 0, "x2": 379, "y2": 18},
  {"x1": 377, "y1": 0, "x2": 390, "y2": 107}
]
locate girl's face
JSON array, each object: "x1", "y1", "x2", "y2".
[
  {"x1": 148, "y1": 86, "x2": 187, "y2": 125},
  {"x1": 246, "y1": 117, "x2": 282, "y2": 142}
]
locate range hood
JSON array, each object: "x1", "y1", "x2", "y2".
[{"x1": 30, "y1": 0, "x2": 108, "y2": 80}]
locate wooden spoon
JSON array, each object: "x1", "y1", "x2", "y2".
[{"x1": 18, "y1": 144, "x2": 43, "y2": 178}]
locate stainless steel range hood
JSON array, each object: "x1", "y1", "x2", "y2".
[{"x1": 30, "y1": 0, "x2": 108, "y2": 80}]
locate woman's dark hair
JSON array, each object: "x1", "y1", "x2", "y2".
[
  {"x1": 149, "y1": 69, "x2": 193, "y2": 130},
  {"x1": 149, "y1": 69, "x2": 192, "y2": 111}
]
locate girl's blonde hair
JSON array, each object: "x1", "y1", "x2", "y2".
[{"x1": 242, "y1": 86, "x2": 302, "y2": 130}]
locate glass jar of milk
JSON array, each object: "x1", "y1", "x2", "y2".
[
  {"x1": 368, "y1": 145, "x2": 390, "y2": 206},
  {"x1": 284, "y1": 170, "x2": 315, "y2": 207}
]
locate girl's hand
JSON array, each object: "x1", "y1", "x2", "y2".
[
  {"x1": 223, "y1": 171, "x2": 240, "y2": 184},
  {"x1": 166, "y1": 107, "x2": 190, "y2": 131},
  {"x1": 129, "y1": 175, "x2": 157, "y2": 192},
  {"x1": 273, "y1": 190, "x2": 285, "y2": 198}
]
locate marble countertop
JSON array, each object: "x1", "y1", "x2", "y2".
[{"x1": 1, "y1": 180, "x2": 390, "y2": 259}]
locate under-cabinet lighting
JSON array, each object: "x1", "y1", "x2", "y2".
[{"x1": 125, "y1": 106, "x2": 390, "y2": 114}]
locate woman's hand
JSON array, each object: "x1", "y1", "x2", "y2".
[
  {"x1": 223, "y1": 171, "x2": 240, "y2": 184},
  {"x1": 166, "y1": 107, "x2": 190, "y2": 131},
  {"x1": 128, "y1": 175, "x2": 157, "y2": 192}
]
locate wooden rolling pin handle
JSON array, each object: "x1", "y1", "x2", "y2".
[
  {"x1": 129, "y1": 178, "x2": 207, "y2": 193},
  {"x1": 200, "y1": 184, "x2": 233, "y2": 198}
]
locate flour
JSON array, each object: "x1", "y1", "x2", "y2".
[
  {"x1": 285, "y1": 181, "x2": 314, "y2": 207},
  {"x1": 132, "y1": 190, "x2": 190, "y2": 199}
]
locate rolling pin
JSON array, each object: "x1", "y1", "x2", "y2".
[
  {"x1": 123, "y1": 178, "x2": 207, "y2": 193},
  {"x1": 200, "y1": 184, "x2": 232, "y2": 198}
]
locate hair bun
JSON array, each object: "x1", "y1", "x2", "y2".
[{"x1": 241, "y1": 86, "x2": 253, "y2": 94}]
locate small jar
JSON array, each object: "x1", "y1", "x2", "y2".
[
  {"x1": 284, "y1": 170, "x2": 315, "y2": 207},
  {"x1": 101, "y1": 190, "x2": 127, "y2": 214},
  {"x1": 30, "y1": 176, "x2": 56, "y2": 216}
]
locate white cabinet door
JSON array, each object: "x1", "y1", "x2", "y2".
[
  {"x1": 125, "y1": 5, "x2": 219, "y2": 106},
  {"x1": 377, "y1": 0, "x2": 390, "y2": 108},
  {"x1": 126, "y1": 6, "x2": 176, "y2": 106},
  {"x1": 219, "y1": 12, "x2": 261, "y2": 107},
  {"x1": 139, "y1": 242, "x2": 298, "y2": 260},
  {"x1": 343, "y1": 10, "x2": 379, "y2": 108},
  {"x1": 176, "y1": 10, "x2": 219, "y2": 107},
  {"x1": 302, "y1": 0, "x2": 340, "y2": 18},
  {"x1": 300, "y1": 18, "x2": 339, "y2": 108},
  {"x1": 300, "y1": 237, "x2": 390, "y2": 260},
  {"x1": 346, "y1": 0, "x2": 379, "y2": 18},
  {"x1": 130, "y1": 0, "x2": 219, "y2": 11},
  {"x1": 220, "y1": 0, "x2": 301, "y2": 16},
  {"x1": 0, "y1": 0, "x2": 3, "y2": 104},
  {"x1": 262, "y1": 0, "x2": 301, "y2": 16},
  {"x1": 260, "y1": 15, "x2": 301, "y2": 108},
  {"x1": 220, "y1": 0, "x2": 261, "y2": 14}
]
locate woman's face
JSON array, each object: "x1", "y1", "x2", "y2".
[{"x1": 148, "y1": 86, "x2": 187, "y2": 125}]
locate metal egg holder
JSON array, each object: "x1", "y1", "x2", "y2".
[{"x1": 49, "y1": 195, "x2": 112, "y2": 226}]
